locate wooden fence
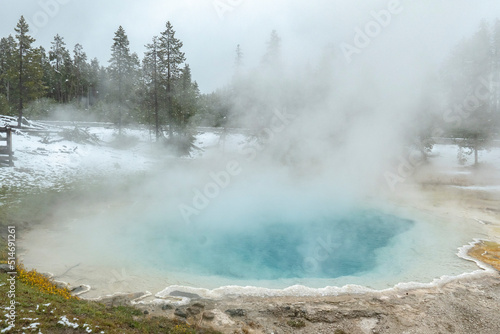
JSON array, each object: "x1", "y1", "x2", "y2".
[{"x1": 0, "y1": 127, "x2": 13, "y2": 167}]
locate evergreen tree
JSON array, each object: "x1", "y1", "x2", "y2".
[
  {"x1": 159, "y1": 21, "x2": 185, "y2": 138},
  {"x1": 169, "y1": 64, "x2": 199, "y2": 154},
  {"x1": 14, "y1": 16, "x2": 35, "y2": 126},
  {"x1": 27, "y1": 47, "x2": 47, "y2": 101},
  {"x1": 175, "y1": 64, "x2": 199, "y2": 129},
  {"x1": 72, "y1": 43, "x2": 88, "y2": 103},
  {"x1": 143, "y1": 36, "x2": 162, "y2": 140},
  {"x1": 87, "y1": 57, "x2": 102, "y2": 107},
  {"x1": 14, "y1": 16, "x2": 45, "y2": 126},
  {"x1": 0, "y1": 35, "x2": 17, "y2": 112},
  {"x1": 234, "y1": 44, "x2": 243, "y2": 75},
  {"x1": 108, "y1": 26, "x2": 139, "y2": 133},
  {"x1": 233, "y1": 30, "x2": 284, "y2": 131},
  {"x1": 49, "y1": 34, "x2": 73, "y2": 103},
  {"x1": 262, "y1": 30, "x2": 281, "y2": 68}
]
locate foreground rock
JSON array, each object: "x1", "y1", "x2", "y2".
[{"x1": 133, "y1": 273, "x2": 500, "y2": 334}]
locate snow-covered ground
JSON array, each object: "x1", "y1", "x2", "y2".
[
  {"x1": 0, "y1": 126, "x2": 155, "y2": 192},
  {"x1": 1, "y1": 118, "x2": 499, "y2": 197},
  {"x1": 0, "y1": 120, "x2": 248, "y2": 193},
  {"x1": 1, "y1": 120, "x2": 499, "y2": 198},
  {"x1": 431, "y1": 144, "x2": 500, "y2": 174}
]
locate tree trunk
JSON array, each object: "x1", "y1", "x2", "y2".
[
  {"x1": 167, "y1": 80, "x2": 173, "y2": 139},
  {"x1": 17, "y1": 45, "x2": 23, "y2": 128},
  {"x1": 153, "y1": 50, "x2": 159, "y2": 141},
  {"x1": 167, "y1": 59, "x2": 173, "y2": 139},
  {"x1": 118, "y1": 72, "x2": 122, "y2": 136}
]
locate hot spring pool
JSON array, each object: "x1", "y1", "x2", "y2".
[
  {"x1": 20, "y1": 184, "x2": 486, "y2": 297},
  {"x1": 145, "y1": 210, "x2": 413, "y2": 280}
]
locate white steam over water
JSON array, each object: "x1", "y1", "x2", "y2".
[
  {"x1": 19, "y1": 151, "x2": 489, "y2": 297},
  {"x1": 11, "y1": 0, "x2": 500, "y2": 298}
]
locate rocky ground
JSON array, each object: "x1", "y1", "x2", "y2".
[{"x1": 116, "y1": 271, "x2": 499, "y2": 334}]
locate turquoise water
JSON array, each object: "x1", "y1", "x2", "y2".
[{"x1": 147, "y1": 210, "x2": 414, "y2": 280}]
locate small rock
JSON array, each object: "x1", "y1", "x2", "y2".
[
  {"x1": 70, "y1": 285, "x2": 88, "y2": 295},
  {"x1": 143, "y1": 310, "x2": 149, "y2": 315},
  {"x1": 203, "y1": 311, "x2": 215, "y2": 320},
  {"x1": 100, "y1": 292, "x2": 148, "y2": 307},
  {"x1": 169, "y1": 291, "x2": 201, "y2": 300},
  {"x1": 175, "y1": 308, "x2": 188, "y2": 318},
  {"x1": 187, "y1": 307, "x2": 201, "y2": 315},
  {"x1": 161, "y1": 304, "x2": 173, "y2": 310},
  {"x1": 192, "y1": 302, "x2": 205, "y2": 309},
  {"x1": 55, "y1": 282, "x2": 69, "y2": 289},
  {"x1": 225, "y1": 309, "x2": 246, "y2": 317}
]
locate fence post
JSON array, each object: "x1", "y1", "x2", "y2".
[
  {"x1": 7, "y1": 127, "x2": 13, "y2": 167},
  {"x1": 0, "y1": 127, "x2": 13, "y2": 167}
]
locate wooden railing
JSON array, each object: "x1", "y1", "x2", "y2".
[{"x1": 0, "y1": 127, "x2": 13, "y2": 167}]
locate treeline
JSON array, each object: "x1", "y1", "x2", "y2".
[
  {"x1": 0, "y1": 16, "x2": 290, "y2": 152},
  {"x1": 0, "y1": 16, "x2": 221, "y2": 151},
  {"x1": 438, "y1": 20, "x2": 500, "y2": 164}
]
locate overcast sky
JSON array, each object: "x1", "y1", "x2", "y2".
[{"x1": 0, "y1": 0, "x2": 499, "y2": 93}]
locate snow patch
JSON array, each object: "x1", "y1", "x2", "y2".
[
  {"x1": 22, "y1": 322, "x2": 41, "y2": 330},
  {"x1": 57, "y1": 315, "x2": 79, "y2": 329}
]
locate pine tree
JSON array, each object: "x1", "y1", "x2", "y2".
[
  {"x1": 234, "y1": 44, "x2": 243, "y2": 74},
  {"x1": 159, "y1": 21, "x2": 185, "y2": 138},
  {"x1": 14, "y1": 16, "x2": 35, "y2": 126},
  {"x1": 143, "y1": 36, "x2": 162, "y2": 140},
  {"x1": 109, "y1": 26, "x2": 138, "y2": 134},
  {"x1": 27, "y1": 47, "x2": 47, "y2": 102},
  {"x1": 262, "y1": 30, "x2": 281, "y2": 67},
  {"x1": 87, "y1": 57, "x2": 101, "y2": 107},
  {"x1": 0, "y1": 35, "x2": 17, "y2": 111},
  {"x1": 169, "y1": 64, "x2": 199, "y2": 154},
  {"x1": 49, "y1": 34, "x2": 72, "y2": 102},
  {"x1": 73, "y1": 43, "x2": 89, "y2": 103},
  {"x1": 175, "y1": 64, "x2": 199, "y2": 128}
]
